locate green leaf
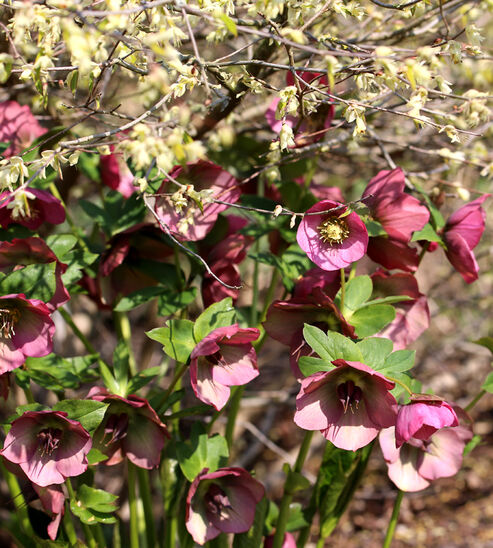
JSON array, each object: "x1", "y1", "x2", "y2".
[
  {"x1": 71, "y1": 485, "x2": 118, "y2": 525},
  {"x1": 176, "y1": 424, "x2": 229, "y2": 481},
  {"x1": 356, "y1": 338, "x2": 393, "y2": 369},
  {"x1": 349, "y1": 304, "x2": 395, "y2": 338},
  {"x1": 53, "y1": 400, "x2": 108, "y2": 434},
  {"x1": 482, "y1": 371, "x2": 493, "y2": 393},
  {"x1": 86, "y1": 448, "x2": 109, "y2": 465},
  {"x1": 233, "y1": 497, "x2": 267, "y2": 548},
  {"x1": 193, "y1": 298, "x2": 236, "y2": 342},
  {"x1": 45, "y1": 234, "x2": 78, "y2": 259},
  {"x1": 114, "y1": 287, "x2": 168, "y2": 312},
  {"x1": 285, "y1": 468, "x2": 311, "y2": 493},
  {"x1": 127, "y1": 366, "x2": 161, "y2": 394},
  {"x1": 219, "y1": 13, "x2": 237, "y2": 36},
  {"x1": 364, "y1": 219, "x2": 387, "y2": 237},
  {"x1": 303, "y1": 325, "x2": 363, "y2": 363},
  {"x1": 15, "y1": 354, "x2": 98, "y2": 391},
  {"x1": 286, "y1": 502, "x2": 309, "y2": 531},
  {"x1": 411, "y1": 223, "x2": 443, "y2": 243},
  {"x1": 380, "y1": 349, "x2": 415, "y2": 375},
  {"x1": 298, "y1": 356, "x2": 332, "y2": 377},
  {"x1": 157, "y1": 287, "x2": 197, "y2": 316},
  {"x1": 61, "y1": 248, "x2": 99, "y2": 285},
  {"x1": 473, "y1": 337, "x2": 493, "y2": 355},
  {"x1": 147, "y1": 319, "x2": 196, "y2": 363},
  {"x1": 338, "y1": 275, "x2": 372, "y2": 316},
  {"x1": 362, "y1": 294, "x2": 413, "y2": 307},
  {"x1": 0, "y1": 262, "x2": 56, "y2": 301}
]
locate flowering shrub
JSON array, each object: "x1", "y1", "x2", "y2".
[{"x1": 0, "y1": 2, "x2": 491, "y2": 548}]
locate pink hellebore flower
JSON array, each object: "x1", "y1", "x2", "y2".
[
  {"x1": 371, "y1": 270, "x2": 429, "y2": 350},
  {"x1": 0, "y1": 188, "x2": 65, "y2": 230},
  {"x1": 297, "y1": 200, "x2": 368, "y2": 271},
  {"x1": 0, "y1": 410, "x2": 92, "y2": 487},
  {"x1": 294, "y1": 359, "x2": 397, "y2": 451},
  {"x1": 89, "y1": 387, "x2": 169, "y2": 469},
  {"x1": 186, "y1": 467, "x2": 265, "y2": 545},
  {"x1": 33, "y1": 483, "x2": 65, "y2": 540},
  {"x1": 442, "y1": 194, "x2": 491, "y2": 283},
  {"x1": 0, "y1": 101, "x2": 47, "y2": 157},
  {"x1": 0, "y1": 237, "x2": 70, "y2": 311},
  {"x1": 190, "y1": 324, "x2": 260, "y2": 411},
  {"x1": 379, "y1": 420, "x2": 472, "y2": 492},
  {"x1": 153, "y1": 160, "x2": 241, "y2": 241},
  {"x1": 0, "y1": 293, "x2": 55, "y2": 375},
  {"x1": 264, "y1": 532, "x2": 297, "y2": 548},
  {"x1": 100, "y1": 149, "x2": 136, "y2": 198},
  {"x1": 395, "y1": 396, "x2": 458, "y2": 447}
]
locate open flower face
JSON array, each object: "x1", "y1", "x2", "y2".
[
  {"x1": 379, "y1": 421, "x2": 472, "y2": 492},
  {"x1": 297, "y1": 200, "x2": 368, "y2": 271},
  {"x1": 0, "y1": 294, "x2": 55, "y2": 374},
  {"x1": 190, "y1": 325, "x2": 260, "y2": 411},
  {"x1": 294, "y1": 360, "x2": 397, "y2": 450},
  {"x1": 89, "y1": 388, "x2": 169, "y2": 469},
  {"x1": 186, "y1": 467, "x2": 265, "y2": 545},
  {"x1": 0, "y1": 410, "x2": 91, "y2": 487}
]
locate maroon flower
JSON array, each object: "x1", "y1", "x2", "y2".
[
  {"x1": 0, "y1": 188, "x2": 65, "y2": 230},
  {"x1": 395, "y1": 396, "x2": 459, "y2": 447},
  {"x1": 100, "y1": 149, "x2": 136, "y2": 198},
  {"x1": 0, "y1": 237, "x2": 69, "y2": 311},
  {"x1": 186, "y1": 467, "x2": 265, "y2": 545},
  {"x1": 294, "y1": 360, "x2": 397, "y2": 450},
  {"x1": 33, "y1": 483, "x2": 65, "y2": 540},
  {"x1": 297, "y1": 200, "x2": 368, "y2": 271},
  {"x1": 371, "y1": 270, "x2": 429, "y2": 350},
  {"x1": 89, "y1": 388, "x2": 169, "y2": 469},
  {"x1": 190, "y1": 324, "x2": 260, "y2": 411},
  {"x1": 0, "y1": 294, "x2": 55, "y2": 375},
  {"x1": 366, "y1": 237, "x2": 420, "y2": 273},
  {"x1": 442, "y1": 194, "x2": 490, "y2": 283},
  {"x1": 153, "y1": 161, "x2": 241, "y2": 241},
  {"x1": 0, "y1": 101, "x2": 47, "y2": 157},
  {"x1": 0, "y1": 410, "x2": 91, "y2": 487}
]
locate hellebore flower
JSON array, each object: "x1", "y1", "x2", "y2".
[
  {"x1": 153, "y1": 160, "x2": 241, "y2": 241},
  {"x1": 89, "y1": 387, "x2": 169, "y2": 469},
  {"x1": 362, "y1": 168, "x2": 429, "y2": 243},
  {"x1": 266, "y1": 71, "x2": 334, "y2": 146},
  {"x1": 0, "y1": 237, "x2": 69, "y2": 311},
  {"x1": 0, "y1": 188, "x2": 65, "y2": 230},
  {"x1": 100, "y1": 149, "x2": 136, "y2": 198},
  {"x1": 32, "y1": 483, "x2": 65, "y2": 540},
  {"x1": 395, "y1": 396, "x2": 458, "y2": 447},
  {"x1": 379, "y1": 418, "x2": 472, "y2": 492},
  {"x1": 294, "y1": 359, "x2": 397, "y2": 450},
  {"x1": 371, "y1": 270, "x2": 429, "y2": 350},
  {"x1": 264, "y1": 532, "x2": 296, "y2": 548},
  {"x1": 190, "y1": 324, "x2": 260, "y2": 411},
  {"x1": 0, "y1": 410, "x2": 92, "y2": 487},
  {"x1": 0, "y1": 101, "x2": 47, "y2": 157},
  {"x1": 0, "y1": 294, "x2": 55, "y2": 375},
  {"x1": 442, "y1": 194, "x2": 491, "y2": 283},
  {"x1": 297, "y1": 200, "x2": 368, "y2": 271},
  {"x1": 186, "y1": 467, "x2": 265, "y2": 545}
]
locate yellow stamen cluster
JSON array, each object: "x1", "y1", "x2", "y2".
[
  {"x1": 318, "y1": 217, "x2": 350, "y2": 245},
  {"x1": 0, "y1": 307, "x2": 20, "y2": 339}
]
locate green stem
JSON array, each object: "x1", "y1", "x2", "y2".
[
  {"x1": 383, "y1": 490, "x2": 404, "y2": 548},
  {"x1": 81, "y1": 522, "x2": 97, "y2": 548},
  {"x1": 156, "y1": 362, "x2": 188, "y2": 414},
  {"x1": 62, "y1": 500, "x2": 78, "y2": 545},
  {"x1": 127, "y1": 462, "x2": 140, "y2": 548},
  {"x1": 93, "y1": 524, "x2": 107, "y2": 548},
  {"x1": 259, "y1": 269, "x2": 279, "y2": 324},
  {"x1": 59, "y1": 307, "x2": 118, "y2": 393},
  {"x1": 225, "y1": 386, "x2": 244, "y2": 450},
  {"x1": 22, "y1": 385, "x2": 35, "y2": 404},
  {"x1": 251, "y1": 241, "x2": 260, "y2": 326},
  {"x1": 465, "y1": 389, "x2": 486, "y2": 412},
  {"x1": 0, "y1": 460, "x2": 34, "y2": 537},
  {"x1": 384, "y1": 375, "x2": 413, "y2": 396},
  {"x1": 114, "y1": 310, "x2": 137, "y2": 376},
  {"x1": 340, "y1": 268, "x2": 346, "y2": 312},
  {"x1": 137, "y1": 467, "x2": 156, "y2": 548},
  {"x1": 272, "y1": 431, "x2": 314, "y2": 548}
]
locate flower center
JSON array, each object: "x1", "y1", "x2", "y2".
[
  {"x1": 318, "y1": 217, "x2": 350, "y2": 245},
  {"x1": 0, "y1": 307, "x2": 20, "y2": 339},
  {"x1": 37, "y1": 427, "x2": 63, "y2": 456},
  {"x1": 103, "y1": 413, "x2": 129, "y2": 445},
  {"x1": 205, "y1": 484, "x2": 231, "y2": 516},
  {"x1": 207, "y1": 351, "x2": 224, "y2": 366},
  {"x1": 337, "y1": 380, "x2": 363, "y2": 413}
]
